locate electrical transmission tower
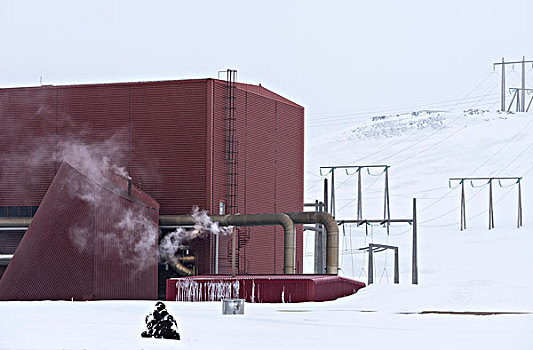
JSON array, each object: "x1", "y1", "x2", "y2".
[
  {"x1": 493, "y1": 57, "x2": 533, "y2": 112},
  {"x1": 449, "y1": 177, "x2": 523, "y2": 230},
  {"x1": 320, "y1": 165, "x2": 390, "y2": 232}
]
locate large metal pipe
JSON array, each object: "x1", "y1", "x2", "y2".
[
  {"x1": 177, "y1": 255, "x2": 197, "y2": 263},
  {"x1": 285, "y1": 212, "x2": 339, "y2": 275},
  {"x1": 0, "y1": 218, "x2": 32, "y2": 228},
  {"x1": 0, "y1": 254, "x2": 14, "y2": 266},
  {"x1": 160, "y1": 213, "x2": 295, "y2": 274},
  {"x1": 7, "y1": 212, "x2": 339, "y2": 274},
  {"x1": 168, "y1": 255, "x2": 195, "y2": 276}
]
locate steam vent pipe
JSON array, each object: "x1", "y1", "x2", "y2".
[
  {"x1": 285, "y1": 212, "x2": 339, "y2": 275},
  {"x1": 159, "y1": 213, "x2": 296, "y2": 274}
]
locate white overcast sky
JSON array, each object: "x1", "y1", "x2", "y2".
[{"x1": 1, "y1": 0, "x2": 532, "y2": 130}]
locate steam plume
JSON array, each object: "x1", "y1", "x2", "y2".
[{"x1": 159, "y1": 206, "x2": 233, "y2": 264}]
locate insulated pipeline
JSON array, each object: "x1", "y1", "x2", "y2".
[
  {"x1": 285, "y1": 212, "x2": 339, "y2": 275},
  {"x1": 2, "y1": 213, "x2": 339, "y2": 275},
  {"x1": 159, "y1": 213, "x2": 296, "y2": 274},
  {"x1": 0, "y1": 218, "x2": 32, "y2": 228}
]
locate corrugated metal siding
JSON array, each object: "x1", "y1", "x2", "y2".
[
  {"x1": 312, "y1": 276, "x2": 366, "y2": 302},
  {"x1": 0, "y1": 162, "x2": 159, "y2": 300},
  {"x1": 0, "y1": 81, "x2": 209, "y2": 215},
  {"x1": 0, "y1": 230, "x2": 25, "y2": 254},
  {"x1": 0, "y1": 79, "x2": 304, "y2": 278},
  {"x1": 244, "y1": 93, "x2": 278, "y2": 274},
  {"x1": 0, "y1": 87, "x2": 57, "y2": 205},
  {"x1": 166, "y1": 275, "x2": 365, "y2": 303},
  {"x1": 130, "y1": 81, "x2": 208, "y2": 215},
  {"x1": 233, "y1": 81, "x2": 303, "y2": 108},
  {"x1": 57, "y1": 85, "x2": 130, "y2": 169},
  {"x1": 275, "y1": 102, "x2": 305, "y2": 272},
  {"x1": 209, "y1": 81, "x2": 304, "y2": 275},
  {"x1": 211, "y1": 81, "x2": 230, "y2": 274}
]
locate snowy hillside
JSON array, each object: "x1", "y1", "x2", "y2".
[
  {"x1": 305, "y1": 108, "x2": 533, "y2": 286},
  {"x1": 2, "y1": 109, "x2": 533, "y2": 349}
]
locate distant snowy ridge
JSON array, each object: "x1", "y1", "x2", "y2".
[
  {"x1": 338, "y1": 110, "x2": 447, "y2": 141},
  {"x1": 335, "y1": 108, "x2": 520, "y2": 142}
]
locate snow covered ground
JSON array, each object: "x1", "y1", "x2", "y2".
[{"x1": 2, "y1": 109, "x2": 533, "y2": 349}]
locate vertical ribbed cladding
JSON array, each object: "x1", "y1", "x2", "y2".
[
  {"x1": 212, "y1": 81, "x2": 231, "y2": 273},
  {"x1": 210, "y1": 80, "x2": 304, "y2": 275},
  {"x1": 275, "y1": 102, "x2": 305, "y2": 273},
  {"x1": 0, "y1": 79, "x2": 304, "y2": 279},
  {"x1": 212, "y1": 81, "x2": 255, "y2": 274},
  {"x1": 206, "y1": 79, "x2": 215, "y2": 274},
  {"x1": 129, "y1": 80, "x2": 210, "y2": 274},
  {"x1": 244, "y1": 92, "x2": 278, "y2": 273},
  {"x1": 234, "y1": 87, "x2": 248, "y2": 273},
  {"x1": 0, "y1": 86, "x2": 57, "y2": 206},
  {"x1": 0, "y1": 162, "x2": 159, "y2": 300},
  {"x1": 130, "y1": 81, "x2": 208, "y2": 215}
]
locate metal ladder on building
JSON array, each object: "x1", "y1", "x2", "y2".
[
  {"x1": 225, "y1": 69, "x2": 238, "y2": 215},
  {"x1": 224, "y1": 69, "x2": 249, "y2": 273}
]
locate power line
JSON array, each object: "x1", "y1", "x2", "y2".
[
  {"x1": 307, "y1": 71, "x2": 498, "y2": 124},
  {"x1": 307, "y1": 95, "x2": 499, "y2": 127}
]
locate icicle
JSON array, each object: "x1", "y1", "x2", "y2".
[{"x1": 251, "y1": 280, "x2": 255, "y2": 303}]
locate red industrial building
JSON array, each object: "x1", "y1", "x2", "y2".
[
  {"x1": 0, "y1": 77, "x2": 366, "y2": 302},
  {"x1": 0, "y1": 77, "x2": 306, "y2": 299}
]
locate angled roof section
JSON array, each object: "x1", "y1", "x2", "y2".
[
  {"x1": 232, "y1": 81, "x2": 303, "y2": 108},
  {"x1": 0, "y1": 162, "x2": 160, "y2": 300}
]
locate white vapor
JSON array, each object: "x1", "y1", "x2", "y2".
[{"x1": 159, "y1": 206, "x2": 233, "y2": 265}]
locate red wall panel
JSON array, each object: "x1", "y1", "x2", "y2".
[
  {"x1": 56, "y1": 84, "x2": 130, "y2": 169},
  {"x1": 0, "y1": 87, "x2": 57, "y2": 205},
  {"x1": 0, "y1": 79, "x2": 304, "y2": 279},
  {"x1": 211, "y1": 81, "x2": 304, "y2": 275},
  {"x1": 166, "y1": 275, "x2": 365, "y2": 303},
  {"x1": 130, "y1": 81, "x2": 208, "y2": 215},
  {"x1": 275, "y1": 102, "x2": 305, "y2": 272},
  {"x1": 0, "y1": 162, "x2": 159, "y2": 300}
]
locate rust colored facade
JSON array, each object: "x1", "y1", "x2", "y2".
[
  {"x1": 0, "y1": 79, "x2": 304, "y2": 280},
  {"x1": 0, "y1": 162, "x2": 160, "y2": 300}
]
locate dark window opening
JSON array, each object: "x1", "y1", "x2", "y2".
[
  {"x1": 7, "y1": 206, "x2": 20, "y2": 217},
  {"x1": 0, "y1": 206, "x2": 39, "y2": 218},
  {"x1": 20, "y1": 206, "x2": 32, "y2": 217}
]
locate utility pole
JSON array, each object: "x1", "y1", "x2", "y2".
[
  {"x1": 330, "y1": 169, "x2": 336, "y2": 217},
  {"x1": 494, "y1": 57, "x2": 533, "y2": 112},
  {"x1": 323, "y1": 178, "x2": 328, "y2": 214},
  {"x1": 412, "y1": 198, "x2": 418, "y2": 285},
  {"x1": 500, "y1": 57, "x2": 506, "y2": 111},
  {"x1": 522, "y1": 56, "x2": 526, "y2": 112},
  {"x1": 320, "y1": 165, "x2": 390, "y2": 229},
  {"x1": 449, "y1": 177, "x2": 523, "y2": 230},
  {"x1": 508, "y1": 88, "x2": 533, "y2": 112},
  {"x1": 359, "y1": 244, "x2": 399, "y2": 285}
]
